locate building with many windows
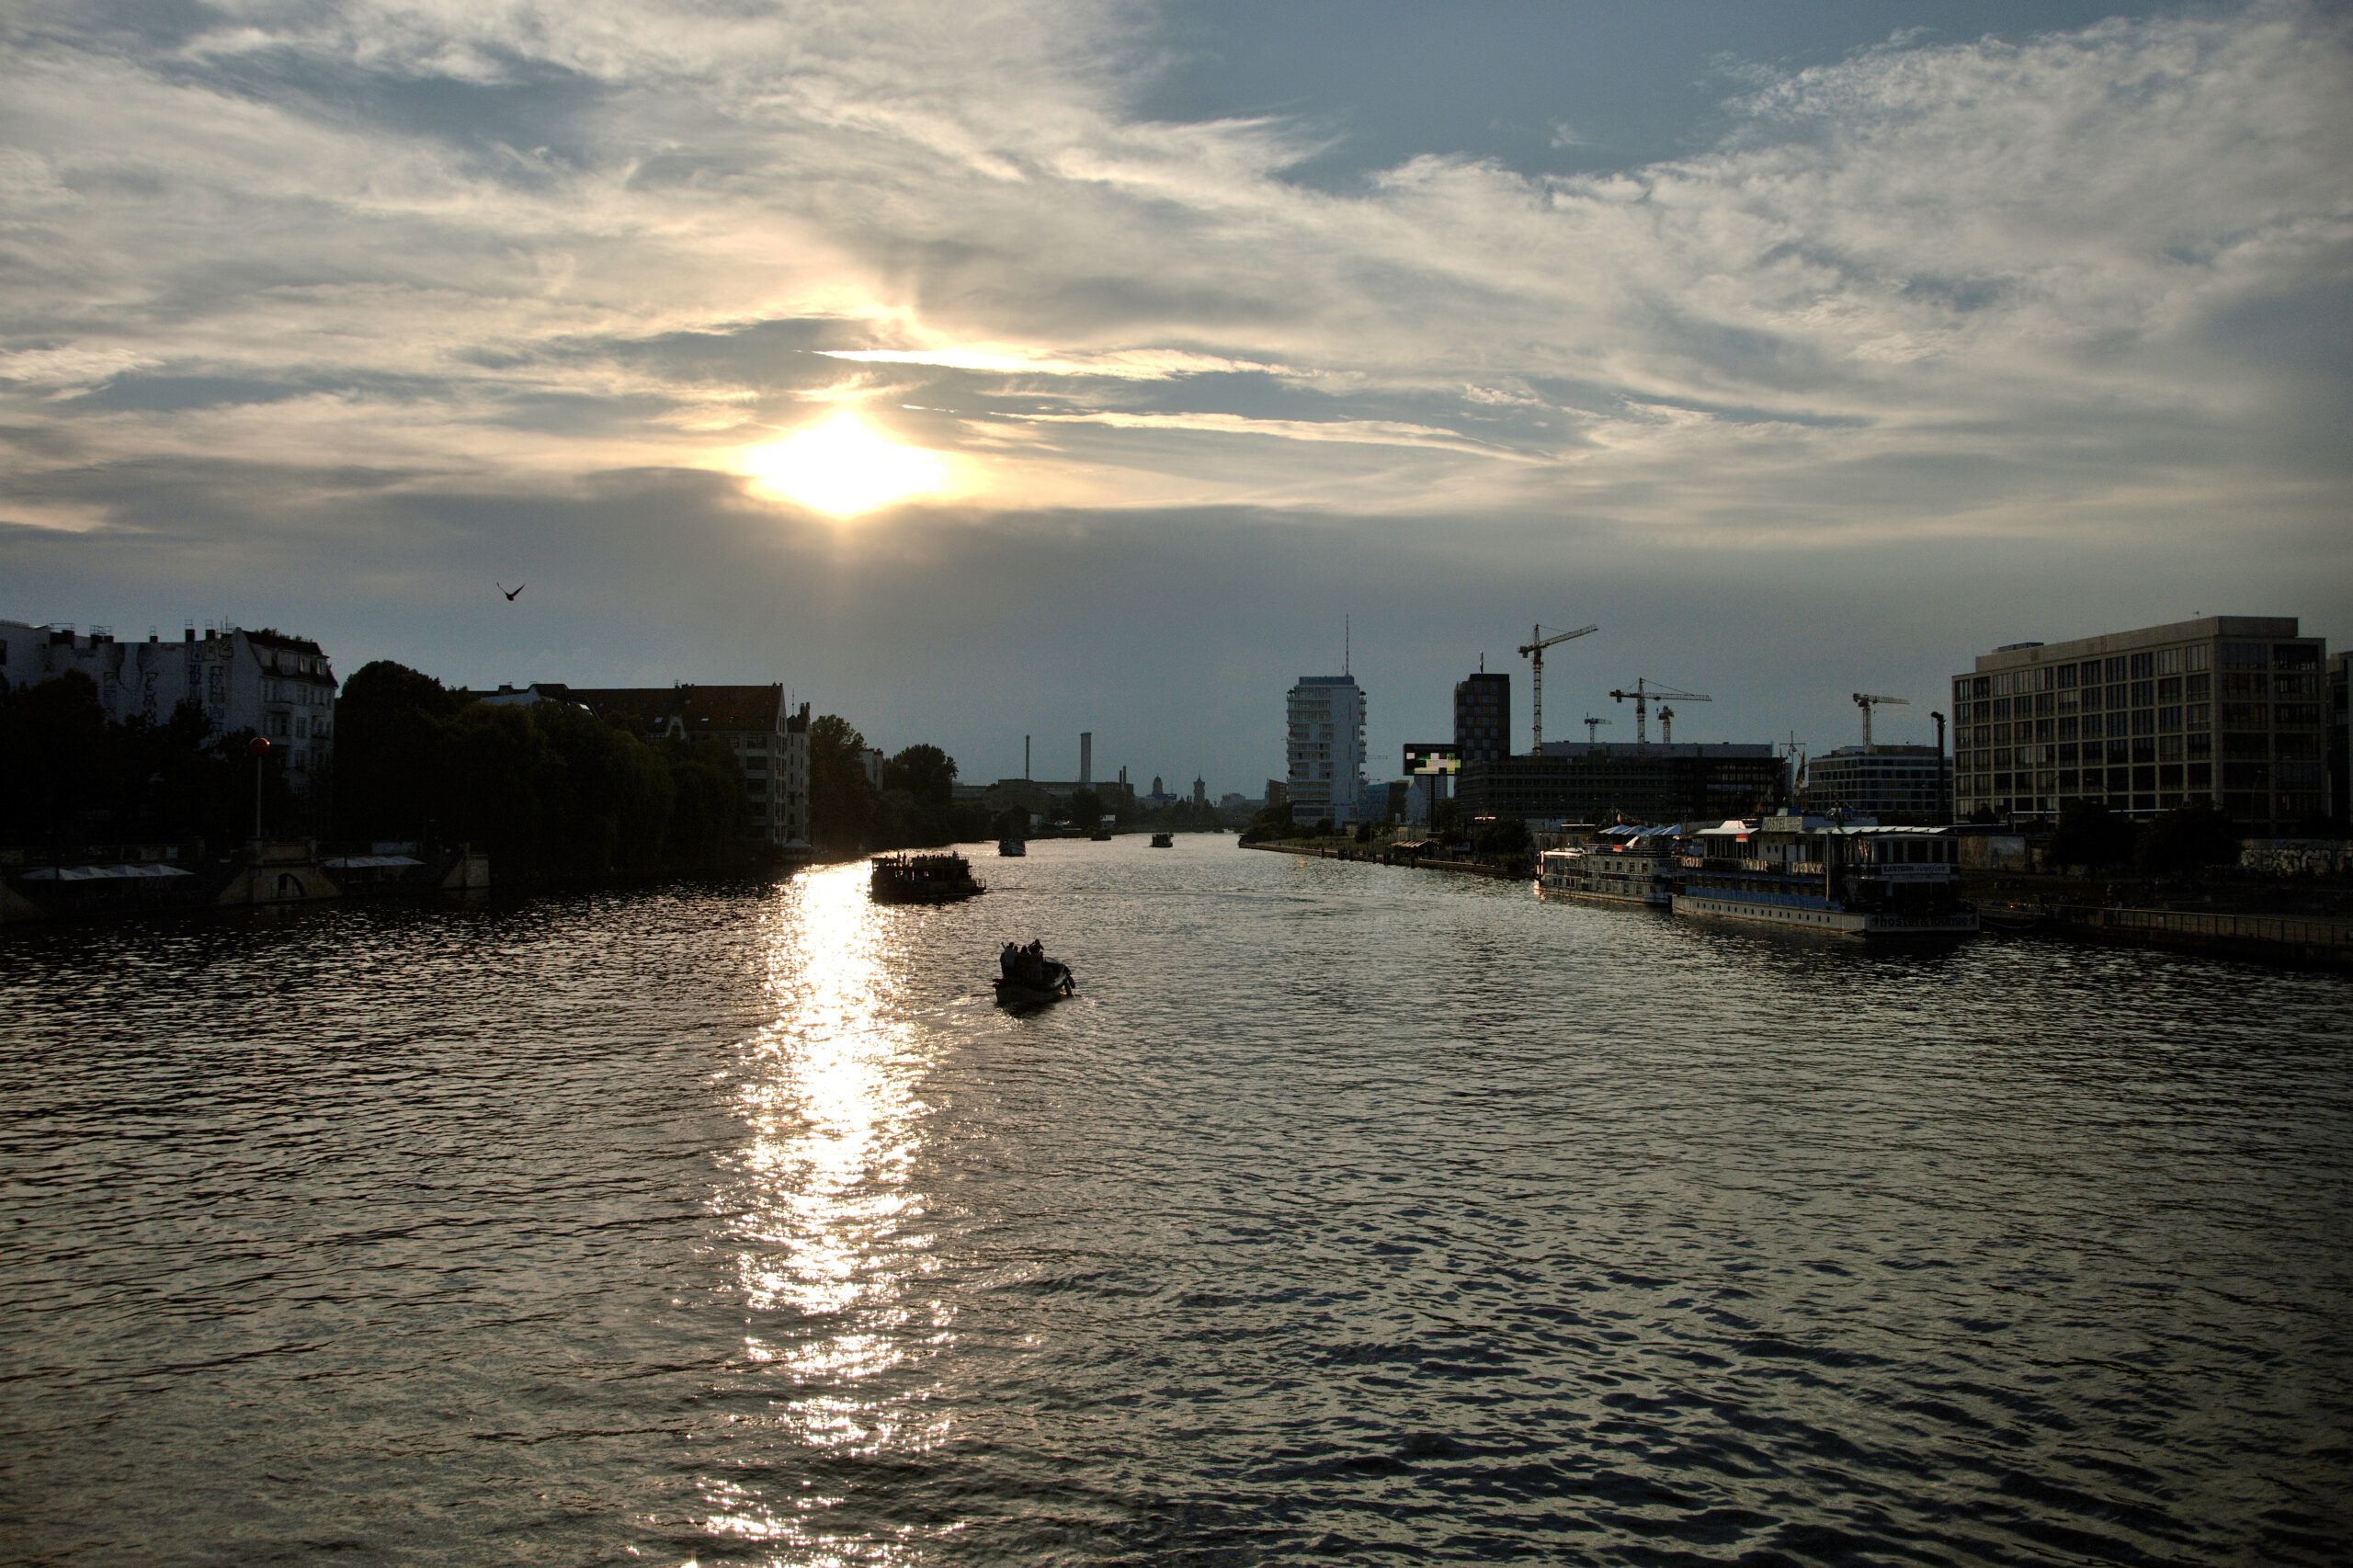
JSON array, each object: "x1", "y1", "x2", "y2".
[
  {"x1": 1801, "y1": 745, "x2": 1950, "y2": 821},
  {"x1": 2331, "y1": 651, "x2": 2350, "y2": 825},
  {"x1": 1950, "y1": 616, "x2": 2328, "y2": 834},
  {"x1": 1, "y1": 619, "x2": 337, "y2": 802},
  {"x1": 1453, "y1": 671, "x2": 1511, "y2": 764},
  {"x1": 1286, "y1": 673, "x2": 1367, "y2": 825},
  {"x1": 1463, "y1": 742, "x2": 1786, "y2": 824}
]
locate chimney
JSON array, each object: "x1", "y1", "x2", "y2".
[{"x1": 1080, "y1": 732, "x2": 1092, "y2": 785}]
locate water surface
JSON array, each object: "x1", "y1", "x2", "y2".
[{"x1": 3, "y1": 837, "x2": 2347, "y2": 1564}]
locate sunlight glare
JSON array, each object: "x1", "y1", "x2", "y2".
[{"x1": 743, "y1": 413, "x2": 947, "y2": 516}]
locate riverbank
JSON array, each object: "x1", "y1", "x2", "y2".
[{"x1": 1242, "y1": 837, "x2": 1524, "y2": 880}]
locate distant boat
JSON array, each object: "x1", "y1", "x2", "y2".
[
  {"x1": 870, "y1": 852, "x2": 983, "y2": 904},
  {"x1": 1150, "y1": 832, "x2": 1174, "y2": 847},
  {"x1": 998, "y1": 836, "x2": 1027, "y2": 857},
  {"x1": 1088, "y1": 826, "x2": 1112, "y2": 842}
]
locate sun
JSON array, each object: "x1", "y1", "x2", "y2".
[{"x1": 741, "y1": 413, "x2": 948, "y2": 516}]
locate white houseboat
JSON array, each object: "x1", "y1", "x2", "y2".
[
  {"x1": 1535, "y1": 824, "x2": 1681, "y2": 908},
  {"x1": 1671, "y1": 814, "x2": 1978, "y2": 942}
]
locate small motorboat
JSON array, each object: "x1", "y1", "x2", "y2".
[
  {"x1": 870, "y1": 852, "x2": 983, "y2": 904},
  {"x1": 1087, "y1": 826, "x2": 1112, "y2": 842},
  {"x1": 998, "y1": 836, "x2": 1027, "y2": 857},
  {"x1": 994, "y1": 940, "x2": 1075, "y2": 1008},
  {"x1": 1150, "y1": 832, "x2": 1174, "y2": 847}
]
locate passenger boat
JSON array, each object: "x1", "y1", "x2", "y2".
[
  {"x1": 870, "y1": 852, "x2": 984, "y2": 904},
  {"x1": 997, "y1": 836, "x2": 1026, "y2": 857},
  {"x1": 1150, "y1": 832, "x2": 1174, "y2": 847},
  {"x1": 1671, "y1": 815, "x2": 1977, "y2": 941},
  {"x1": 1535, "y1": 825, "x2": 1679, "y2": 908},
  {"x1": 994, "y1": 942, "x2": 1075, "y2": 1008}
]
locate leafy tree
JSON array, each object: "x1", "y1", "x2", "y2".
[
  {"x1": 661, "y1": 736, "x2": 752, "y2": 871},
  {"x1": 1067, "y1": 787, "x2": 1104, "y2": 827},
  {"x1": 2134, "y1": 801, "x2": 2239, "y2": 875},
  {"x1": 808, "y1": 714, "x2": 876, "y2": 851},
  {"x1": 2047, "y1": 800, "x2": 2138, "y2": 870},
  {"x1": 1239, "y1": 801, "x2": 1294, "y2": 845},
  {"x1": 335, "y1": 661, "x2": 462, "y2": 842},
  {"x1": 1474, "y1": 816, "x2": 1531, "y2": 856}
]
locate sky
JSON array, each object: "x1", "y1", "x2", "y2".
[{"x1": 3, "y1": 0, "x2": 2348, "y2": 795}]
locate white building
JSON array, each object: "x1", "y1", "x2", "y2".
[
  {"x1": 1, "y1": 620, "x2": 337, "y2": 800},
  {"x1": 1286, "y1": 673, "x2": 1367, "y2": 825}
]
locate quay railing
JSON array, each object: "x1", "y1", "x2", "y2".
[{"x1": 2053, "y1": 906, "x2": 2353, "y2": 949}]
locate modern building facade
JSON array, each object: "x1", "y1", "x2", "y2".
[
  {"x1": 493, "y1": 683, "x2": 812, "y2": 855},
  {"x1": 1952, "y1": 616, "x2": 2328, "y2": 834},
  {"x1": 1454, "y1": 671, "x2": 1511, "y2": 764},
  {"x1": 1287, "y1": 674, "x2": 1367, "y2": 824},
  {"x1": 2331, "y1": 651, "x2": 2350, "y2": 825},
  {"x1": 1463, "y1": 742, "x2": 1786, "y2": 824},
  {"x1": 1802, "y1": 745, "x2": 1950, "y2": 821},
  {"x1": 1, "y1": 619, "x2": 337, "y2": 802}
]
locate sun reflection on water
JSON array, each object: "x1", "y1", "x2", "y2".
[{"x1": 705, "y1": 862, "x2": 957, "y2": 1555}]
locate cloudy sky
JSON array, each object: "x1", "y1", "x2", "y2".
[{"x1": 4, "y1": 0, "x2": 2347, "y2": 792}]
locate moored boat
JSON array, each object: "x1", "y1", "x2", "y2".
[
  {"x1": 870, "y1": 852, "x2": 984, "y2": 904},
  {"x1": 1671, "y1": 814, "x2": 1977, "y2": 941},
  {"x1": 1150, "y1": 832, "x2": 1174, "y2": 847},
  {"x1": 998, "y1": 836, "x2": 1027, "y2": 857},
  {"x1": 1535, "y1": 824, "x2": 1679, "y2": 908}
]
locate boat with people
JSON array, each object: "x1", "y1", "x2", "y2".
[
  {"x1": 870, "y1": 852, "x2": 984, "y2": 904},
  {"x1": 995, "y1": 938, "x2": 1075, "y2": 1008},
  {"x1": 1535, "y1": 824, "x2": 1680, "y2": 908},
  {"x1": 1087, "y1": 827, "x2": 1112, "y2": 842},
  {"x1": 1150, "y1": 832, "x2": 1174, "y2": 847},
  {"x1": 1671, "y1": 814, "x2": 1977, "y2": 942},
  {"x1": 997, "y1": 836, "x2": 1026, "y2": 857}
]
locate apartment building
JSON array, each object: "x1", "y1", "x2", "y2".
[
  {"x1": 1802, "y1": 745, "x2": 1950, "y2": 821},
  {"x1": 1453, "y1": 671, "x2": 1511, "y2": 764},
  {"x1": 1, "y1": 619, "x2": 336, "y2": 801}
]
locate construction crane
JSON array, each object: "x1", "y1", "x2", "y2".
[
  {"x1": 1516, "y1": 623, "x2": 1598, "y2": 753},
  {"x1": 1852, "y1": 692, "x2": 1909, "y2": 746},
  {"x1": 1658, "y1": 705, "x2": 1676, "y2": 744},
  {"x1": 1608, "y1": 678, "x2": 1711, "y2": 749},
  {"x1": 1582, "y1": 715, "x2": 1612, "y2": 744}
]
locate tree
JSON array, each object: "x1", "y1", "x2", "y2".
[
  {"x1": 1239, "y1": 801, "x2": 1294, "y2": 845},
  {"x1": 2047, "y1": 800, "x2": 2138, "y2": 871},
  {"x1": 1474, "y1": 816, "x2": 1530, "y2": 856},
  {"x1": 2135, "y1": 801, "x2": 2238, "y2": 875},
  {"x1": 807, "y1": 714, "x2": 876, "y2": 851},
  {"x1": 334, "y1": 660, "x2": 462, "y2": 842},
  {"x1": 1067, "y1": 787, "x2": 1104, "y2": 827}
]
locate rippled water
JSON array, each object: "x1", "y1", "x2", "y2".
[{"x1": 3, "y1": 837, "x2": 2348, "y2": 1565}]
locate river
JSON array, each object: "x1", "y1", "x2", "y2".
[{"x1": 2, "y1": 835, "x2": 2347, "y2": 1565}]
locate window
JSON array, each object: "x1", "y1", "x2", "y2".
[
  {"x1": 2129, "y1": 652, "x2": 2154, "y2": 678},
  {"x1": 2274, "y1": 643, "x2": 2320, "y2": 669},
  {"x1": 2186, "y1": 644, "x2": 2209, "y2": 673},
  {"x1": 2188, "y1": 733, "x2": 2212, "y2": 759},
  {"x1": 2130, "y1": 680, "x2": 2154, "y2": 708},
  {"x1": 294, "y1": 717, "x2": 307, "y2": 739},
  {"x1": 2155, "y1": 648, "x2": 2181, "y2": 676},
  {"x1": 2105, "y1": 657, "x2": 2128, "y2": 681},
  {"x1": 2276, "y1": 703, "x2": 2321, "y2": 726},
  {"x1": 2080, "y1": 660, "x2": 2102, "y2": 685},
  {"x1": 2157, "y1": 706, "x2": 2180, "y2": 732},
  {"x1": 2035, "y1": 693, "x2": 2053, "y2": 717},
  {"x1": 2158, "y1": 735, "x2": 2183, "y2": 762},
  {"x1": 1994, "y1": 673, "x2": 2012, "y2": 697},
  {"x1": 2187, "y1": 703, "x2": 2209, "y2": 728},
  {"x1": 2058, "y1": 718, "x2": 2078, "y2": 742},
  {"x1": 2220, "y1": 642, "x2": 2268, "y2": 668},
  {"x1": 2157, "y1": 676, "x2": 2181, "y2": 702},
  {"x1": 2108, "y1": 684, "x2": 2129, "y2": 710},
  {"x1": 2056, "y1": 665, "x2": 2077, "y2": 689},
  {"x1": 2081, "y1": 685, "x2": 2102, "y2": 712},
  {"x1": 2059, "y1": 742, "x2": 2078, "y2": 763},
  {"x1": 1992, "y1": 698, "x2": 2011, "y2": 721}
]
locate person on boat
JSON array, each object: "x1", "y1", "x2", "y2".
[{"x1": 1000, "y1": 941, "x2": 1020, "y2": 979}]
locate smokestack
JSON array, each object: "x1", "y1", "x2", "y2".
[
  {"x1": 1025, "y1": 734, "x2": 1030, "y2": 779},
  {"x1": 1080, "y1": 732, "x2": 1092, "y2": 785}
]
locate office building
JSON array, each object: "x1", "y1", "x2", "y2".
[
  {"x1": 1462, "y1": 742, "x2": 1785, "y2": 824},
  {"x1": 1454, "y1": 671, "x2": 1511, "y2": 763},
  {"x1": 1802, "y1": 745, "x2": 1950, "y2": 821},
  {"x1": 2331, "y1": 651, "x2": 2350, "y2": 825},
  {"x1": 1287, "y1": 674, "x2": 1367, "y2": 824},
  {"x1": 1, "y1": 619, "x2": 337, "y2": 801},
  {"x1": 1951, "y1": 616, "x2": 2328, "y2": 833}
]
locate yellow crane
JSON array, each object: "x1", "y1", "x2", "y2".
[
  {"x1": 1608, "y1": 678, "x2": 1711, "y2": 750},
  {"x1": 1516, "y1": 623, "x2": 1598, "y2": 752},
  {"x1": 1851, "y1": 692, "x2": 1909, "y2": 746}
]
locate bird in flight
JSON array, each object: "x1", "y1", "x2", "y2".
[{"x1": 499, "y1": 583, "x2": 525, "y2": 601}]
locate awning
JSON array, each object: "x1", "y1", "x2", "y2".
[
  {"x1": 320, "y1": 855, "x2": 425, "y2": 869},
  {"x1": 19, "y1": 862, "x2": 194, "y2": 881}
]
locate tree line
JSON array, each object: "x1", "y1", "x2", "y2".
[{"x1": 2, "y1": 660, "x2": 995, "y2": 880}]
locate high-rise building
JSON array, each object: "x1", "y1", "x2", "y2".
[
  {"x1": 1454, "y1": 671, "x2": 1511, "y2": 763},
  {"x1": 1465, "y1": 742, "x2": 1785, "y2": 824},
  {"x1": 1286, "y1": 674, "x2": 1366, "y2": 824},
  {"x1": 2329, "y1": 652, "x2": 2349, "y2": 825},
  {"x1": 1951, "y1": 616, "x2": 2328, "y2": 833}
]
